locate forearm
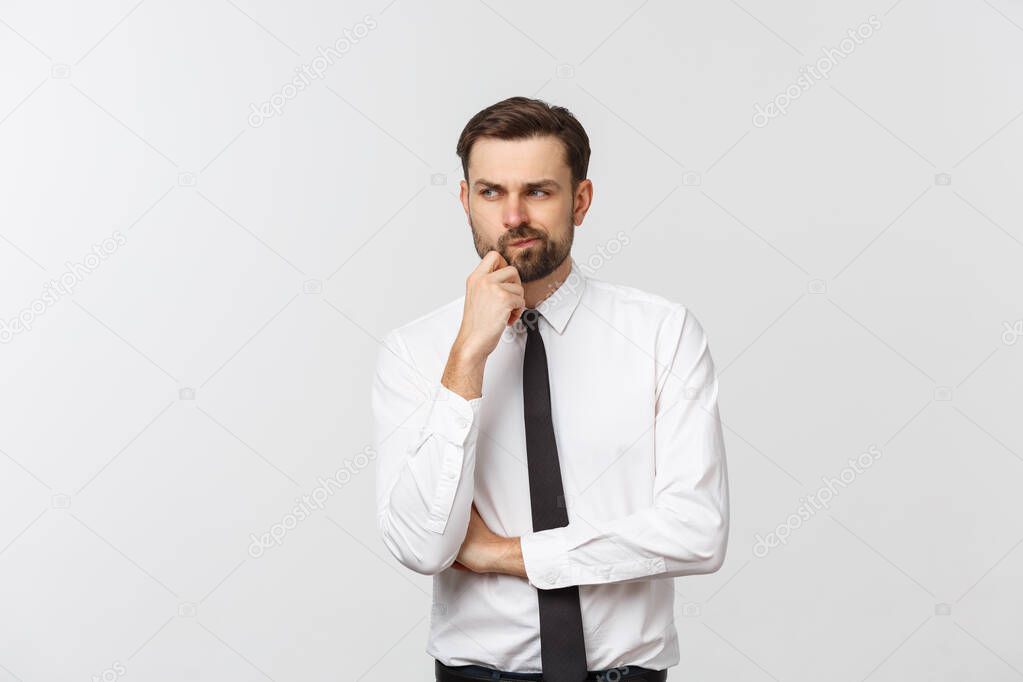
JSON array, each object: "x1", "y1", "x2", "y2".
[
  {"x1": 488, "y1": 537, "x2": 526, "y2": 578},
  {"x1": 442, "y1": 339, "x2": 486, "y2": 401}
]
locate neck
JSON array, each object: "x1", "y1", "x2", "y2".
[{"x1": 523, "y1": 257, "x2": 572, "y2": 309}]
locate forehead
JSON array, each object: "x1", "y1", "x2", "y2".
[{"x1": 467, "y1": 135, "x2": 570, "y2": 184}]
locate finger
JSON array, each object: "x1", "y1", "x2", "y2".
[
  {"x1": 473, "y1": 250, "x2": 504, "y2": 277},
  {"x1": 498, "y1": 284, "x2": 526, "y2": 326},
  {"x1": 489, "y1": 264, "x2": 522, "y2": 284}
]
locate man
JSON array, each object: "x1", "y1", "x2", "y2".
[{"x1": 372, "y1": 96, "x2": 729, "y2": 681}]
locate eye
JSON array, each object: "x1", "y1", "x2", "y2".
[
  {"x1": 528, "y1": 189, "x2": 548, "y2": 197},
  {"x1": 479, "y1": 188, "x2": 498, "y2": 198}
]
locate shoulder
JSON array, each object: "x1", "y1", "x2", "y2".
[
  {"x1": 581, "y1": 274, "x2": 713, "y2": 355},
  {"x1": 583, "y1": 275, "x2": 690, "y2": 326},
  {"x1": 380, "y1": 294, "x2": 464, "y2": 362}
]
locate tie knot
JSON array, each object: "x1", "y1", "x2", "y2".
[{"x1": 521, "y1": 308, "x2": 541, "y2": 332}]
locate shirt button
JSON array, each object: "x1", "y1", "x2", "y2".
[{"x1": 456, "y1": 417, "x2": 469, "y2": 429}]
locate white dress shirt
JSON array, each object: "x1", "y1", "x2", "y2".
[{"x1": 371, "y1": 256, "x2": 729, "y2": 672}]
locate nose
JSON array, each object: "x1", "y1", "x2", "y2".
[{"x1": 502, "y1": 192, "x2": 528, "y2": 230}]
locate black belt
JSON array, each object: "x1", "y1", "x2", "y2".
[{"x1": 436, "y1": 659, "x2": 667, "y2": 682}]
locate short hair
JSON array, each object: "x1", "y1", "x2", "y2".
[{"x1": 455, "y1": 96, "x2": 591, "y2": 190}]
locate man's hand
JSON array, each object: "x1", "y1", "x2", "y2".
[
  {"x1": 452, "y1": 503, "x2": 526, "y2": 579},
  {"x1": 454, "y1": 250, "x2": 526, "y2": 361},
  {"x1": 442, "y1": 251, "x2": 525, "y2": 402}
]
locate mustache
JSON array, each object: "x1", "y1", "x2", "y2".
[{"x1": 502, "y1": 230, "x2": 545, "y2": 245}]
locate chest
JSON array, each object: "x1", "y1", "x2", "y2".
[{"x1": 474, "y1": 330, "x2": 657, "y2": 535}]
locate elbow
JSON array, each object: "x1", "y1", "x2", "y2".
[
  {"x1": 399, "y1": 556, "x2": 451, "y2": 577},
  {"x1": 684, "y1": 530, "x2": 727, "y2": 576},
  {"x1": 403, "y1": 547, "x2": 457, "y2": 577},
  {"x1": 378, "y1": 513, "x2": 458, "y2": 576},
  {"x1": 700, "y1": 509, "x2": 729, "y2": 574},
  {"x1": 665, "y1": 503, "x2": 728, "y2": 576},
  {"x1": 704, "y1": 539, "x2": 726, "y2": 574}
]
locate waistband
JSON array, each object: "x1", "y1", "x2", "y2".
[{"x1": 435, "y1": 659, "x2": 667, "y2": 681}]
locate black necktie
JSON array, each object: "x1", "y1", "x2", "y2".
[{"x1": 521, "y1": 308, "x2": 588, "y2": 682}]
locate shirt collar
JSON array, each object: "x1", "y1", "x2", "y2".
[{"x1": 521, "y1": 256, "x2": 587, "y2": 336}]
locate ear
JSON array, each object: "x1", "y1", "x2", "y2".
[
  {"x1": 572, "y1": 179, "x2": 594, "y2": 226},
  {"x1": 459, "y1": 180, "x2": 471, "y2": 224}
]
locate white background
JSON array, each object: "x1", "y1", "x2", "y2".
[{"x1": 1, "y1": 0, "x2": 1022, "y2": 680}]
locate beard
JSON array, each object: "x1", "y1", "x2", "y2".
[{"x1": 470, "y1": 214, "x2": 574, "y2": 284}]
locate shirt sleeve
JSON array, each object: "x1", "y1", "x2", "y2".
[
  {"x1": 518, "y1": 306, "x2": 730, "y2": 590},
  {"x1": 372, "y1": 328, "x2": 482, "y2": 575}
]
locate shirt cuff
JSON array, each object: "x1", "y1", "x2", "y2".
[
  {"x1": 520, "y1": 526, "x2": 667, "y2": 589},
  {"x1": 520, "y1": 527, "x2": 570, "y2": 589},
  {"x1": 423, "y1": 382, "x2": 481, "y2": 446}
]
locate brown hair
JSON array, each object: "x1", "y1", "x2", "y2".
[{"x1": 455, "y1": 96, "x2": 591, "y2": 190}]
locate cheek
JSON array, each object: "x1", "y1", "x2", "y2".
[
  {"x1": 471, "y1": 202, "x2": 503, "y2": 228},
  {"x1": 534, "y1": 200, "x2": 572, "y2": 225},
  {"x1": 531, "y1": 205, "x2": 552, "y2": 220}
]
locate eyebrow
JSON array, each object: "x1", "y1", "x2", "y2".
[{"x1": 473, "y1": 178, "x2": 562, "y2": 191}]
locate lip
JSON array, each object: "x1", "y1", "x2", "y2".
[{"x1": 510, "y1": 238, "x2": 539, "y2": 248}]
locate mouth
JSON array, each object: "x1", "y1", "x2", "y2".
[{"x1": 509, "y1": 238, "x2": 540, "y2": 248}]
